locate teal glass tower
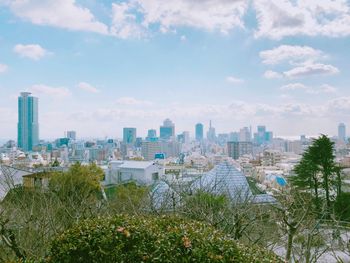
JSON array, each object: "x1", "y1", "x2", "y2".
[{"x1": 18, "y1": 92, "x2": 39, "y2": 152}]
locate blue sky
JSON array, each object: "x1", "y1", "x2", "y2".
[{"x1": 1, "y1": 0, "x2": 350, "y2": 140}]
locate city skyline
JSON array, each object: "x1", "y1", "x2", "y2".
[{"x1": 1, "y1": 1, "x2": 350, "y2": 139}]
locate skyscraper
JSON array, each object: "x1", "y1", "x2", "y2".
[
  {"x1": 207, "y1": 120, "x2": 216, "y2": 142},
  {"x1": 123, "y1": 128, "x2": 136, "y2": 144},
  {"x1": 66, "y1": 131, "x2": 76, "y2": 140},
  {"x1": 227, "y1": 141, "x2": 253, "y2": 160},
  {"x1": 195, "y1": 123, "x2": 204, "y2": 141},
  {"x1": 239, "y1": 127, "x2": 251, "y2": 142},
  {"x1": 338, "y1": 123, "x2": 346, "y2": 142},
  {"x1": 17, "y1": 92, "x2": 39, "y2": 152},
  {"x1": 160, "y1": 119, "x2": 175, "y2": 140},
  {"x1": 147, "y1": 129, "x2": 157, "y2": 139}
]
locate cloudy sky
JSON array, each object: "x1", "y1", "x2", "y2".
[{"x1": 0, "y1": 0, "x2": 350, "y2": 140}]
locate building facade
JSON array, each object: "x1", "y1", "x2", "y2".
[
  {"x1": 18, "y1": 92, "x2": 39, "y2": 152},
  {"x1": 227, "y1": 141, "x2": 253, "y2": 160},
  {"x1": 160, "y1": 119, "x2": 175, "y2": 140},
  {"x1": 338, "y1": 123, "x2": 346, "y2": 142},
  {"x1": 123, "y1": 128, "x2": 137, "y2": 144},
  {"x1": 195, "y1": 123, "x2": 204, "y2": 141}
]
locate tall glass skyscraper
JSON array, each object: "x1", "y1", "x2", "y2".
[
  {"x1": 18, "y1": 92, "x2": 39, "y2": 152},
  {"x1": 195, "y1": 123, "x2": 203, "y2": 141}
]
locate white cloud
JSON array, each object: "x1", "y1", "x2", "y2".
[
  {"x1": 29, "y1": 84, "x2": 71, "y2": 98},
  {"x1": 280, "y1": 83, "x2": 307, "y2": 91},
  {"x1": 77, "y1": 82, "x2": 100, "y2": 93},
  {"x1": 109, "y1": 0, "x2": 248, "y2": 38},
  {"x1": 254, "y1": 0, "x2": 350, "y2": 39},
  {"x1": 4, "y1": 0, "x2": 108, "y2": 34},
  {"x1": 281, "y1": 83, "x2": 338, "y2": 94},
  {"x1": 116, "y1": 97, "x2": 153, "y2": 106},
  {"x1": 226, "y1": 76, "x2": 244, "y2": 84},
  {"x1": 284, "y1": 62, "x2": 339, "y2": 78},
  {"x1": 306, "y1": 84, "x2": 338, "y2": 94},
  {"x1": 0, "y1": 63, "x2": 8, "y2": 73},
  {"x1": 263, "y1": 70, "x2": 282, "y2": 79},
  {"x1": 260, "y1": 45, "x2": 324, "y2": 65},
  {"x1": 13, "y1": 44, "x2": 49, "y2": 60},
  {"x1": 110, "y1": 2, "x2": 146, "y2": 39},
  {"x1": 319, "y1": 84, "x2": 337, "y2": 94}
]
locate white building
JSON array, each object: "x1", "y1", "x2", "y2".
[{"x1": 103, "y1": 160, "x2": 162, "y2": 186}]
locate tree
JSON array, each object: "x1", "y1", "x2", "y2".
[
  {"x1": 291, "y1": 149, "x2": 321, "y2": 210},
  {"x1": 291, "y1": 135, "x2": 339, "y2": 215},
  {"x1": 49, "y1": 162, "x2": 104, "y2": 224}
]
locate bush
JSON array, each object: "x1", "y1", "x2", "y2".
[{"x1": 49, "y1": 215, "x2": 281, "y2": 263}]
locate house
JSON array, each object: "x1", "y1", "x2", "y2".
[{"x1": 103, "y1": 160, "x2": 162, "y2": 186}]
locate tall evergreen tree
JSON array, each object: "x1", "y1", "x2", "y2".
[{"x1": 291, "y1": 135, "x2": 339, "y2": 215}]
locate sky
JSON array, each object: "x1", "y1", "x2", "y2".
[{"x1": 0, "y1": 0, "x2": 350, "y2": 140}]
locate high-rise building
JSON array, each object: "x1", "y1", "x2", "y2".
[
  {"x1": 227, "y1": 141, "x2": 253, "y2": 160},
  {"x1": 66, "y1": 131, "x2": 76, "y2": 140},
  {"x1": 195, "y1": 123, "x2": 204, "y2": 141},
  {"x1": 239, "y1": 127, "x2": 251, "y2": 142},
  {"x1": 147, "y1": 129, "x2": 157, "y2": 139},
  {"x1": 207, "y1": 120, "x2": 216, "y2": 142},
  {"x1": 17, "y1": 92, "x2": 39, "y2": 152},
  {"x1": 123, "y1": 128, "x2": 136, "y2": 144},
  {"x1": 160, "y1": 119, "x2": 175, "y2": 140},
  {"x1": 338, "y1": 123, "x2": 346, "y2": 142},
  {"x1": 141, "y1": 140, "x2": 161, "y2": 161}
]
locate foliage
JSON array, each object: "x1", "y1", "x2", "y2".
[
  {"x1": 105, "y1": 182, "x2": 149, "y2": 214},
  {"x1": 334, "y1": 192, "x2": 350, "y2": 222},
  {"x1": 49, "y1": 214, "x2": 282, "y2": 263},
  {"x1": 0, "y1": 163, "x2": 105, "y2": 262},
  {"x1": 291, "y1": 135, "x2": 339, "y2": 214}
]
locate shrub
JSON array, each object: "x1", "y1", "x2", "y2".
[{"x1": 48, "y1": 215, "x2": 281, "y2": 263}]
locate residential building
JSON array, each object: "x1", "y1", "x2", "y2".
[{"x1": 104, "y1": 160, "x2": 162, "y2": 185}]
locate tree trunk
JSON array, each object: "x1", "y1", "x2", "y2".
[{"x1": 286, "y1": 226, "x2": 296, "y2": 262}]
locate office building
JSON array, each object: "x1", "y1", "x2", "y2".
[
  {"x1": 147, "y1": 129, "x2": 157, "y2": 140},
  {"x1": 239, "y1": 127, "x2": 251, "y2": 142},
  {"x1": 160, "y1": 119, "x2": 175, "y2": 140},
  {"x1": 65, "y1": 131, "x2": 76, "y2": 140},
  {"x1": 195, "y1": 123, "x2": 204, "y2": 141},
  {"x1": 17, "y1": 92, "x2": 39, "y2": 152},
  {"x1": 207, "y1": 120, "x2": 216, "y2": 142},
  {"x1": 123, "y1": 128, "x2": 137, "y2": 144},
  {"x1": 338, "y1": 123, "x2": 346, "y2": 142},
  {"x1": 227, "y1": 141, "x2": 253, "y2": 160},
  {"x1": 141, "y1": 140, "x2": 161, "y2": 161}
]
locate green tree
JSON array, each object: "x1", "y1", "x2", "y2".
[
  {"x1": 49, "y1": 162, "x2": 104, "y2": 224},
  {"x1": 291, "y1": 149, "x2": 321, "y2": 210},
  {"x1": 291, "y1": 135, "x2": 339, "y2": 215}
]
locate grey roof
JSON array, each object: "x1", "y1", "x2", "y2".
[
  {"x1": 191, "y1": 161, "x2": 253, "y2": 203},
  {"x1": 150, "y1": 162, "x2": 277, "y2": 210},
  {"x1": 117, "y1": 161, "x2": 155, "y2": 169},
  {"x1": 252, "y1": 194, "x2": 277, "y2": 204},
  {"x1": 0, "y1": 165, "x2": 32, "y2": 200}
]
